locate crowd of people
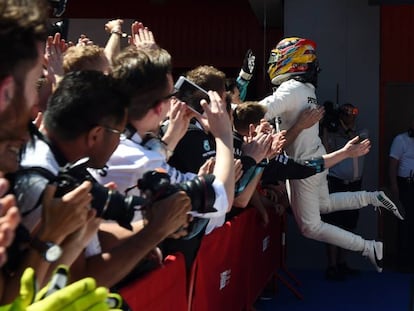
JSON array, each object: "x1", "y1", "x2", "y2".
[{"x1": 0, "y1": 0, "x2": 406, "y2": 309}]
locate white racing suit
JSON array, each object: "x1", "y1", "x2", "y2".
[{"x1": 260, "y1": 79, "x2": 374, "y2": 252}]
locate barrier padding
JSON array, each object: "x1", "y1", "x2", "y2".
[
  {"x1": 190, "y1": 210, "x2": 252, "y2": 311},
  {"x1": 119, "y1": 207, "x2": 283, "y2": 311},
  {"x1": 245, "y1": 207, "x2": 281, "y2": 307},
  {"x1": 119, "y1": 253, "x2": 187, "y2": 311}
]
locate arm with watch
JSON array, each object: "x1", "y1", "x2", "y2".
[
  {"x1": 104, "y1": 19, "x2": 124, "y2": 65},
  {"x1": 1, "y1": 182, "x2": 93, "y2": 304},
  {"x1": 160, "y1": 97, "x2": 194, "y2": 159}
]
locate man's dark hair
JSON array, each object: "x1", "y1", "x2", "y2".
[
  {"x1": 0, "y1": 0, "x2": 49, "y2": 83},
  {"x1": 44, "y1": 70, "x2": 127, "y2": 140},
  {"x1": 0, "y1": 0, "x2": 49, "y2": 144},
  {"x1": 225, "y1": 78, "x2": 238, "y2": 93},
  {"x1": 111, "y1": 47, "x2": 172, "y2": 121}
]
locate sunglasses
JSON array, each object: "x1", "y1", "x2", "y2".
[{"x1": 102, "y1": 125, "x2": 126, "y2": 140}]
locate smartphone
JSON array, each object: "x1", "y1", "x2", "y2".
[{"x1": 174, "y1": 76, "x2": 210, "y2": 114}]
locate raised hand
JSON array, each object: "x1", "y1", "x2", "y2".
[
  {"x1": 38, "y1": 181, "x2": 93, "y2": 244},
  {"x1": 162, "y1": 98, "x2": 193, "y2": 151},
  {"x1": 242, "y1": 131, "x2": 272, "y2": 164},
  {"x1": 239, "y1": 49, "x2": 256, "y2": 81},
  {"x1": 198, "y1": 157, "x2": 215, "y2": 176},
  {"x1": 342, "y1": 136, "x2": 371, "y2": 158},
  {"x1": 44, "y1": 33, "x2": 66, "y2": 85},
  {"x1": 76, "y1": 34, "x2": 94, "y2": 47},
  {"x1": 145, "y1": 191, "x2": 191, "y2": 238},
  {"x1": 129, "y1": 21, "x2": 157, "y2": 50},
  {"x1": 201, "y1": 91, "x2": 232, "y2": 140},
  {"x1": 296, "y1": 106, "x2": 325, "y2": 130},
  {"x1": 268, "y1": 130, "x2": 287, "y2": 158},
  {"x1": 104, "y1": 19, "x2": 125, "y2": 36}
]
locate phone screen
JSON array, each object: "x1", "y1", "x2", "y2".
[{"x1": 174, "y1": 76, "x2": 209, "y2": 114}]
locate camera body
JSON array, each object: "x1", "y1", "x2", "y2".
[
  {"x1": 54, "y1": 160, "x2": 145, "y2": 230},
  {"x1": 137, "y1": 170, "x2": 216, "y2": 214}
]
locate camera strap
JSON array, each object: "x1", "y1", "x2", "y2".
[
  {"x1": 124, "y1": 123, "x2": 137, "y2": 140},
  {"x1": 29, "y1": 123, "x2": 69, "y2": 167}
]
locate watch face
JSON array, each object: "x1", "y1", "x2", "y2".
[{"x1": 45, "y1": 244, "x2": 62, "y2": 262}]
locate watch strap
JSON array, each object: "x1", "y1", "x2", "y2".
[{"x1": 30, "y1": 237, "x2": 62, "y2": 262}]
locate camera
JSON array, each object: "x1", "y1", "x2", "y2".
[
  {"x1": 48, "y1": 19, "x2": 69, "y2": 41},
  {"x1": 54, "y1": 160, "x2": 145, "y2": 230},
  {"x1": 137, "y1": 170, "x2": 217, "y2": 214}
]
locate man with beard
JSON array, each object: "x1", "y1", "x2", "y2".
[{"x1": 0, "y1": 1, "x2": 126, "y2": 309}]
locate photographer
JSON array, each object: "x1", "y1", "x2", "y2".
[
  {"x1": 14, "y1": 70, "x2": 191, "y2": 289},
  {"x1": 0, "y1": 0, "x2": 132, "y2": 308},
  {"x1": 0, "y1": 0, "x2": 95, "y2": 304},
  {"x1": 91, "y1": 47, "x2": 234, "y2": 270}
]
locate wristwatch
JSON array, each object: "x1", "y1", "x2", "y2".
[{"x1": 31, "y1": 238, "x2": 62, "y2": 262}]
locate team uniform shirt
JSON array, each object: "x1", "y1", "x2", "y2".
[
  {"x1": 17, "y1": 136, "x2": 102, "y2": 257},
  {"x1": 89, "y1": 132, "x2": 229, "y2": 235},
  {"x1": 389, "y1": 132, "x2": 414, "y2": 178},
  {"x1": 259, "y1": 79, "x2": 325, "y2": 160},
  {"x1": 166, "y1": 120, "x2": 216, "y2": 174}
]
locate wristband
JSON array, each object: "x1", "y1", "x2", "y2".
[
  {"x1": 302, "y1": 157, "x2": 325, "y2": 173},
  {"x1": 257, "y1": 158, "x2": 269, "y2": 168},
  {"x1": 110, "y1": 29, "x2": 127, "y2": 38},
  {"x1": 239, "y1": 69, "x2": 253, "y2": 81}
]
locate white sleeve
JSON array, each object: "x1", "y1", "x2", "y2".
[
  {"x1": 389, "y1": 135, "x2": 404, "y2": 160},
  {"x1": 260, "y1": 82, "x2": 294, "y2": 120},
  {"x1": 260, "y1": 93, "x2": 277, "y2": 120},
  {"x1": 161, "y1": 161, "x2": 197, "y2": 183},
  {"x1": 190, "y1": 178, "x2": 228, "y2": 235},
  {"x1": 84, "y1": 233, "x2": 102, "y2": 258}
]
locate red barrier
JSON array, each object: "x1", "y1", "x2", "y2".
[
  {"x1": 245, "y1": 207, "x2": 281, "y2": 308},
  {"x1": 119, "y1": 207, "x2": 284, "y2": 311},
  {"x1": 119, "y1": 253, "x2": 187, "y2": 311},
  {"x1": 189, "y1": 211, "x2": 251, "y2": 311}
]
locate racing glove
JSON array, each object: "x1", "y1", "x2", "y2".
[{"x1": 237, "y1": 49, "x2": 256, "y2": 101}]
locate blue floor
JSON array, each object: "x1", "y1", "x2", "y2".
[{"x1": 254, "y1": 269, "x2": 413, "y2": 311}]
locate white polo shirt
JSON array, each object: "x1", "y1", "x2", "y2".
[{"x1": 89, "y1": 132, "x2": 229, "y2": 234}]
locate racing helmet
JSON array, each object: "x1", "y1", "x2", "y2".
[{"x1": 267, "y1": 37, "x2": 318, "y2": 86}]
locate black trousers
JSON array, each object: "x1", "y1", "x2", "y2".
[{"x1": 396, "y1": 177, "x2": 414, "y2": 271}]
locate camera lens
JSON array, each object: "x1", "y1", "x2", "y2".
[
  {"x1": 138, "y1": 171, "x2": 217, "y2": 214},
  {"x1": 89, "y1": 184, "x2": 144, "y2": 230}
]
